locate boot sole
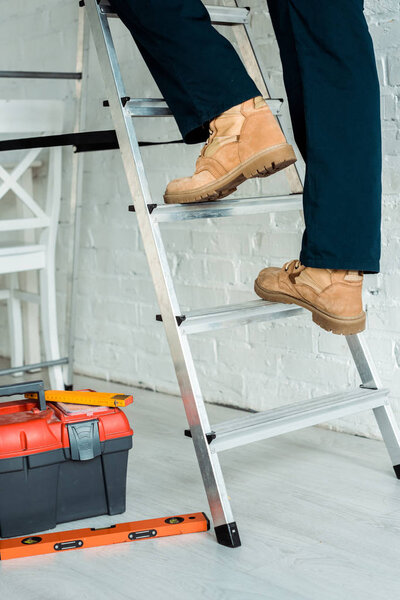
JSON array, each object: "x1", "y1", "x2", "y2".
[
  {"x1": 254, "y1": 280, "x2": 366, "y2": 336},
  {"x1": 164, "y1": 143, "x2": 296, "y2": 205}
]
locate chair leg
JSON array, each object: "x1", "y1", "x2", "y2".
[
  {"x1": 19, "y1": 168, "x2": 41, "y2": 368},
  {"x1": 39, "y1": 261, "x2": 64, "y2": 389},
  {"x1": 22, "y1": 273, "x2": 41, "y2": 369},
  {"x1": 7, "y1": 273, "x2": 24, "y2": 376}
]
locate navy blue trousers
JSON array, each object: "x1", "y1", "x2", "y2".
[{"x1": 109, "y1": 0, "x2": 382, "y2": 273}]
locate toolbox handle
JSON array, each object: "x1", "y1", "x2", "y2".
[{"x1": 0, "y1": 380, "x2": 47, "y2": 411}]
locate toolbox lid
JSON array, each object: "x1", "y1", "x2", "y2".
[
  {"x1": 0, "y1": 400, "x2": 62, "y2": 460},
  {"x1": 0, "y1": 398, "x2": 133, "y2": 461}
]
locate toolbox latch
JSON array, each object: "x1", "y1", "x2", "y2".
[{"x1": 67, "y1": 420, "x2": 101, "y2": 461}]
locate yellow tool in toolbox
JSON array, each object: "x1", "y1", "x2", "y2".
[{"x1": 25, "y1": 388, "x2": 133, "y2": 408}]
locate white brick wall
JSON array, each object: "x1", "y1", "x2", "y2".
[{"x1": 1, "y1": 0, "x2": 399, "y2": 440}]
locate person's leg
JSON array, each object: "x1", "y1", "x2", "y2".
[
  {"x1": 108, "y1": 0, "x2": 260, "y2": 143},
  {"x1": 265, "y1": 1, "x2": 307, "y2": 160},
  {"x1": 255, "y1": 0, "x2": 381, "y2": 334},
  {"x1": 267, "y1": 0, "x2": 382, "y2": 274},
  {"x1": 109, "y1": 0, "x2": 297, "y2": 204}
]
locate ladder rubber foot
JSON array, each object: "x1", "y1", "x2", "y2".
[
  {"x1": 214, "y1": 522, "x2": 241, "y2": 548},
  {"x1": 64, "y1": 384, "x2": 73, "y2": 391},
  {"x1": 393, "y1": 464, "x2": 400, "y2": 479}
]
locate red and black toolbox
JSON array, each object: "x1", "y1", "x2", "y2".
[{"x1": 0, "y1": 381, "x2": 133, "y2": 538}]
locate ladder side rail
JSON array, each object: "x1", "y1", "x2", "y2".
[
  {"x1": 346, "y1": 333, "x2": 400, "y2": 470},
  {"x1": 85, "y1": 0, "x2": 238, "y2": 537},
  {"x1": 346, "y1": 333, "x2": 382, "y2": 389}
]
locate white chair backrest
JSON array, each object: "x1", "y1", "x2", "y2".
[{"x1": 0, "y1": 100, "x2": 64, "y2": 237}]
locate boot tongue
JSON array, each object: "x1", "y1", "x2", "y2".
[
  {"x1": 214, "y1": 109, "x2": 245, "y2": 137},
  {"x1": 201, "y1": 113, "x2": 242, "y2": 158},
  {"x1": 198, "y1": 122, "x2": 216, "y2": 158}
]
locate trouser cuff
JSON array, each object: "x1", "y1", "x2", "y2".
[{"x1": 299, "y1": 252, "x2": 380, "y2": 274}]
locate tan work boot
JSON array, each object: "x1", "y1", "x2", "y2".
[
  {"x1": 254, "y1": 259, "x2": 365, "y2": 335},
  {"x1": 164, "y1": 96, "x2": 296, "y2": 204}
]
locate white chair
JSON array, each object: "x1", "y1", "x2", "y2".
[{"x1": 0, "y1": 100, "x2": 65, "y2": 389}]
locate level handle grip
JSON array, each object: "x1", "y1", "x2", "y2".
[{"x1": 0, "y1": 379, "x2": 47, "y2": 411}]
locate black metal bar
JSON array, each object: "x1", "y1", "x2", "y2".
[
  {"x1": 0, "y1": 130, "x2": 118, "y2": 152},
  {"x1": 0, "y1": 131, "x2": 184, "y2": 153},
  {"x1": 0, "y1": 71, "x2": 82, "y2": 80}
]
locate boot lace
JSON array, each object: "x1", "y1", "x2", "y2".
[
  {"x1": 198, "y1": 126, "x2": 214, "y2": 158},
  {"x1": 283, "y1": 259, "x2": 302, "y2": 272}
]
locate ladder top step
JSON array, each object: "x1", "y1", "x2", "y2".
[
  {"x1": 98, "y1": 2, "x2": 251, "y2": 24},
  {"x1": 210, "y1": 387, "x2": 389, "y2": 453},
  {"x1": 206, "y1": 5, "x2": 250, "y2": 24}
]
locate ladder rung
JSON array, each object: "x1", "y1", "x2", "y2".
[
  {"x1": 210, "y1": 388, "x2": 389, "y2": 452},
  {"x1": 180, "y1": 300, "x2": 304, "y2": 335},
  {"x1": 206, "y1": 6, "x2": 250, "y2": 24},
  {"x1": 124, "y1": 98, "x2": 283, "y2": 118},
  {"x1": 98, "y1": 2, "x2": 250, "y2": 25},
  {"x1": 152, "y1": 194, "x2": 303, "y2": 223},
  {"x1": 124, "y1": 99, "x2": 172, "y2": 117}
]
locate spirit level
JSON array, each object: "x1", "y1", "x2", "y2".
[
  {"x1": 0, "y1": 512, "x2": 209, "y2": 560},
  {"x1": 25, "y1": 389, "x2": 133, "y2": 408}
]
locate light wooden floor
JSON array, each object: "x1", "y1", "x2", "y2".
[{"x1": 1, "y1": 371, "x2": 400, "y2": 600}]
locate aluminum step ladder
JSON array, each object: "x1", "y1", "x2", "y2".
[{"x1": 84, "y1": 0, "x2": 400, "y2": 547}]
